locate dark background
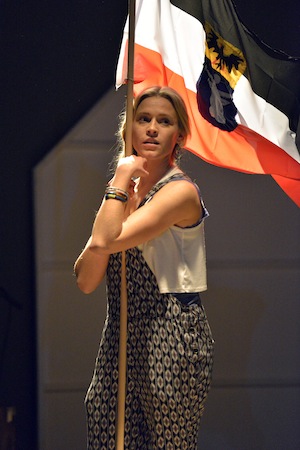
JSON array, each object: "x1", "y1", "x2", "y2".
[{"x1": 1, "y1": 1, "x2": 299, "y2": 448}]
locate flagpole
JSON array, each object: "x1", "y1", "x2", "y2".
[{"x1": 116, "y1": 0, "x2": 135, "y2": 448}]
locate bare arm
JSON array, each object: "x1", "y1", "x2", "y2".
[
  {"x1": 90, "y1": 156, "x2": 202, "y2": 253},
  {"x1": 73, "y1": 156, "x2": 146, "y2": 294},
  {"x1": 74, "y1": 155, "x2": 202, "y2": 294},
  {"x1": 74, "y1": 236, "x2": 109, "y2": 294}
]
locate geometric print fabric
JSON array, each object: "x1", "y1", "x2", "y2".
[{"x1": 85, "y1": 175, "x2": 214, "y2": 449}]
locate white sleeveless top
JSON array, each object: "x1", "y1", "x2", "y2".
[{"x1": 137, "y1": 169, "x2": 209, "y2": 294}]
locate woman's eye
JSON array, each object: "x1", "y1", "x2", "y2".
[
  {"x1": 137, "y1": 116, "x2": 171, "y2": 125},
  {"x1": 138, "y1": 116, "x2": 150, "y2": 123},
  {"x1": 159, "y1": 118, "x2": 171, "y2": 125}
]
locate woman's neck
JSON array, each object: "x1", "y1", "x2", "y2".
[
  {"x1": 138, "y1": 162, "x2": 176, "y2": 191},
  {"x1": 131, "y1": 163, "x2": 180, "y2": 210}
]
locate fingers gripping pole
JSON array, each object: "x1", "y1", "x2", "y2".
[{"x1": 116, "y1": 1, "x2": 135, "y2": 449}]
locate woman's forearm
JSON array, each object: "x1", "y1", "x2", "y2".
[
  {"x1": 90, "y1": 177, "x2": 130, "y2": 251},
  {"x1": 89, "y1": 160, "x2": 140, "y2": 252}
]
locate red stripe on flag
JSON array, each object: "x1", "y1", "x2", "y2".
[{"x1": 132, "y1": 44, "x2": 300, "y2": 205}]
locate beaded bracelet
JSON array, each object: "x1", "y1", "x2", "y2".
[{"x1": 105, "y1": 186, "x2": 129, "y2": 203}]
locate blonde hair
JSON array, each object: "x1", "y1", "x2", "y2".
[{"x1": 116, "y1": 86, "x2": 191, "y2": 162}]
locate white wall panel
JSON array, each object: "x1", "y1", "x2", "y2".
[
  {"x1": 43, "y1": 392, "x2": 87, "y2": 450},
  {"x1": 198, "y1": 386, "x2": 300, "y2": 450},
  {"x1": 202, "y1": 268, "x2": 300, "y2": 383},
  {"x1": 34, "y1": 87, "x2": 300, "y2": 450}
]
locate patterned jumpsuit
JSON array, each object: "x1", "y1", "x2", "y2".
[{"x1": 85, "y1": 174, "x2": 214, "y2": 450}]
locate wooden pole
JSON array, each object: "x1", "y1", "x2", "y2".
[
  {"x1": 116, "y1": 1, "x2": 135, "y2": 448},
  {"x1": 124, "y1": 0, "x2": 136, "y2": 158}
]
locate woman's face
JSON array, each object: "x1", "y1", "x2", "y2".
[{"x1": 132, "y1": 96, "x2": 183, "y2": 164}]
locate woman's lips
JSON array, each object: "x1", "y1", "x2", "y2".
[{"x1": 143, "y1": 140, "x2": 159, "y2": 145}]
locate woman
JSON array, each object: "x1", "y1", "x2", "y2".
[{"x1": 74, "y1": 86, "x2": 214, "y2": 449}]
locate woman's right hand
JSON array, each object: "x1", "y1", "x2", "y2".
[{"x1": 116, "y1": 155, "x2": 149, "y2": 181}]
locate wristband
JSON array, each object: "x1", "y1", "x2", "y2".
[{"x1": 105, "y1": 186, "x2": 129, "y2": 203}]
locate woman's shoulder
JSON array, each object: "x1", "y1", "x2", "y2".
[
  {"x1": 160, "y1": 176, "x2": 200, "y2": 203},
  {"x1": 139, "y1": 166, "x2": 202, "y2": 209},
  {"x1": 160, "y1": 169, "x2": 200, "y2": 196}
]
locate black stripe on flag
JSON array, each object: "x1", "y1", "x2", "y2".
[{"x1": 171, "y1": 0, "x2": 300, "y2": 149}]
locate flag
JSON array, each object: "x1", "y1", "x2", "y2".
[{"x1": 116, "y1": 0, "x2": 300, "y2": 207}]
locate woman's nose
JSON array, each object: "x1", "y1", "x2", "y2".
[{"x1": 146, "y1": 119, "x2": 158, "y2": 135}]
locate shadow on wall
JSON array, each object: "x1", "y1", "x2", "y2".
[
  {"x1": 199, "y1": 284, "x2": 267, "y2": 449},
  {"x1": 199, "y1": 280, "x2": 300, "y2": 450}
]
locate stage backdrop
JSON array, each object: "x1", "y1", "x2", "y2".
[{"x1": 34, "y1": 86, "x2": 300, "y2": 450}]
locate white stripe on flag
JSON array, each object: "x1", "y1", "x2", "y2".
[
  {"x1": 116, "y1": 0, "x2": 205, "y2": 91},
  {"x1": 234, "y1": 76, "x2": 300, "y2": 163},
  {"x1": 116, "y1": 0, "x2": 299, "y2": 163}
]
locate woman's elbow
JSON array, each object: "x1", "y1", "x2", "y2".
[
  {"x1": 73, "y1": 242, "x2": 108, "y2": 293},
  {"x1": 74, "y1": 265, "x2": 101, "y2": 294},
  {"x1": 75, "y1": 276, "x2": 98, "y2": 295},
  {"x1": 89, "y1": 237, "x2": 110, "y2": 255}
]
